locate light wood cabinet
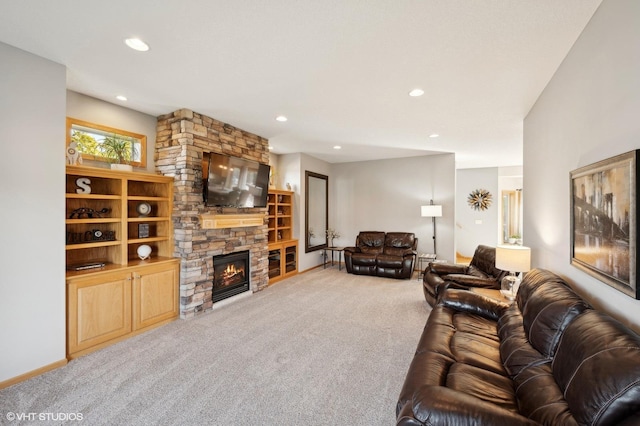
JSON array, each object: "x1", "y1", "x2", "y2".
[
  {"x1": 267, "y1": 189, "x2": 298, "y2": 283},
  {"x1": 65, "y1": 166, "x2": 179, "y2": 359},
  {"x1": 67, "y1": 270, "x2": 132, "y2": 356},
  {"x1": 132, "y1": 262, "x2": 179, "y2": 330},
  {"x1": 66, "y1": 259, "x2": 179, "y2": 359}
]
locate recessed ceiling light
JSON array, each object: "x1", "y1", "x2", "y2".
[
  {"x1": 429, "y1": 133, "x2": 439, "y2": 138},
  {"x1": 116, "y1": 95, "x2": 127, "y2": 101},
  {"x1": 333, "y1": 145, "x2": 342, "y2": 150},
  {"x1": 275, "y1": 115, "x2": 288, "y2": 122},
  {"x1": 409, "y1": 88, "x2": 424, "y2": 97},
  {"x1": 125, "y1": 38, "x2": 150, "y2": 52}
]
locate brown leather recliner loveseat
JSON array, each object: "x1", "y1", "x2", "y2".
[
  {"x1": 397, "y1": 268, "x2": 640, "y2": 425},
  {"x1": 344, "y1": 232, "x2": 417, "y2": 279},
  {"x1": 423, "y1": 244, "x2": 508, "y2": 306}
]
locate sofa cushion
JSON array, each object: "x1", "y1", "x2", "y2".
[
  {"x1": 384, "y1": 232, "x2": 415, "y2": 248},
  {"x1": 447, "y1": 363, "x2": 518, "y2": 412},
  {"x1": 376, "y1": 254, "x2": 403, "y2": 268},
  {"x1": 469, "y1": 245, "x2": 507, "y2": 280},
  {"x1": 349, "y1": 253, "x2": 377, "y2": 266},
  {"x1": 518, "y1": 269, "x2": 590, "y2": 358},
  {"x1": 513, "y1": 362, "x2": 576, "y2": 425},
  {"x1": 356, "y1": 231, "x2": 385, "y2": 254},
  {"x1": 498, "y1": 304, "x2": 548, "y2": 377},
  {"x1": 553, "y1": 310, "x2": 640, "y2": 426}
]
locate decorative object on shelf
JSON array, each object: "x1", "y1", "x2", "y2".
[
  {"x1": 496, "y1": 245, "x2": 531, "y2": 301},
  {"x1": 66, "y1": 261, "x2": 105, "y2": 271},
  {"x1": 75, "y1": 177, "x2": 91, "y2": 194},
  {"x1": 278, "y1": 195, "x2": 283, "y2": 203},
  {"x1": 66, "y1": 229, "x2": 116, "y2": 244},
  {"x1": 101, "y1": 133, "x2": 138, "y2": 171},
  {"x1": 278, "y1": 231, "x2": 283, "y2": 240},
  {"x1": 136, "y1": 202, "x2": 152, "y2": 217},
  {"x1": 66, "y1": 141, "x2": 83, "y2": 165},
  {"x1": 508, "y1": 234, "x2": 521, "y2": 245},
  {"x1": 421, "y1": 200, "x2": 443, "y2": 254},
  {"x1": 467, "y1": 188, "x2": 492, "y2": 211},
  {"x1": 138, "y1": 223, "x2": 150, "y2": 238},
  {"x1": 68, "y1": 207, "x2": 110, "y2": 219},
  {"x1": 326, "y1": 228, "x2": 340, "y2": 247},
  {"x1": 137, "y1": 244, "x2": 152, "y2": 260},
  {"x1": 286, "y1": 182, "x2": 292, "y2": 190},
  {"x1": 570, "y1": 150, "x2": 638, "y2": 299}
]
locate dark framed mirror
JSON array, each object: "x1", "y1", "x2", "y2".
[{"x1": 305, "y1": 171, "x2": 328, "y2": 252}]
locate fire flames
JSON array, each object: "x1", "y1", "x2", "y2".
[{"x1": 217, "y1": 262, "x2": 245, "y2": 287}]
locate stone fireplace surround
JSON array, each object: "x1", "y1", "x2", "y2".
[{"x1": 155, "y1": 109, "x2": 270, "y2": 318}]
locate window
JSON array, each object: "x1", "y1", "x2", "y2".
[{"x1": 66, "y1": 118, "x2": 147, "y2": 167}]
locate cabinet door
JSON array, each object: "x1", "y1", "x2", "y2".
[
  {"x1": 132, "y1": 262, "x2": 179, "y2": 330},
  {"x1": 284, "y1": 242, "x2": 298, "y2": 275},
  {"x1": 67, "y1": 271, "x2": 132, "y2": 355},
  {"x1": 268, "y1": 245, "x2": 282, "y2": 280}
]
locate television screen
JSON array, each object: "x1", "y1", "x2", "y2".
[{"x1": 205, "y1": 153, "x2": 270, "y2": 208}]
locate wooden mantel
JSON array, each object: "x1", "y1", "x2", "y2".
[{"x1": 200, "y1": 213, "x2": 265, "y2": 229}]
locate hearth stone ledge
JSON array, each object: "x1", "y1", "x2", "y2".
[{"x1": 155, "y1": 108, "x2": 271, "y2": 319}]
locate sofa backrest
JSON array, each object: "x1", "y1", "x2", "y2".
[
  {"x1": 517, "y1": 269, "x2": 590, "y2": 358},
  {"x1": 356, "y1": 231, "x2": 385, "y2": 254},
  {"x1": 552, "y1": 310, "x2": 640, "y2": 425},
  {"x1": 383, "y1": 232, "x2": 416, "y2": 256},
  {"x1": 469, "y1": 245, "x2": 508, "y2": 280}
]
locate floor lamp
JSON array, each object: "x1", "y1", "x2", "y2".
[{"x1": 421, "y1": 200, "x2": 442, "y2": 255}]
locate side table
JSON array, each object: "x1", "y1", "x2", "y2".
[
  {"x1": 417, "y1": 254, "x2": 437, "y2": 280},
  {"x1": 323, "y1": 247, "x2": 345, "y2": 271}
]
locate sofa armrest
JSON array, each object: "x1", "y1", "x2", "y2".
[
  {"x1": 343, "y1": 246, "x2": 360, "y2": 255},
  {"x1": 443, "y1": 274, "x2": 500, "y2": 289},
  {"x1": 429, "y1": 263, "x2": 468, "y2": 275},
  {"x1": 439, "y1": 288, "x2": 509, "y2": 321},
  {"x1": 398, "y1": 386, "x2": 538, "y2": 426}
]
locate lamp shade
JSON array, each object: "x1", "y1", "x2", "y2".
[
  {"x1": 421, "y1": 205, "x2": 442, "y2": 217},
  {"x1": 495, "y1": 245, "x2": 531, "y2": 273}
]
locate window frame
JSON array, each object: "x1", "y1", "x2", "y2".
[{"x1": 66, "y1": 117, "x2": 147, "y2": 168}]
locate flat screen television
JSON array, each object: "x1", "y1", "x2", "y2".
[{"x1": 204, "y1": 152, "x2": 270, "y2": 208}]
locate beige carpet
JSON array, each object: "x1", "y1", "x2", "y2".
[{"x1": 1, "y1": 267, "x2": 430, "y2": 426}]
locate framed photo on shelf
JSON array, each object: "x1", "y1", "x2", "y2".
[
  {"x1": 570, "y1": 150, "x2": 639, "y2": 299},
  {"x1": 138, "y1": 223, "x2": 150, "y2": 239}
]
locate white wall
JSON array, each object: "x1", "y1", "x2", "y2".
[
  {"x1": 0, "y1": 42, "x2": 67, "y2": 382},
  {"x1": 331, "y1": 154, "x2": 456, "y2": 262},
  {"x1": 455, "y1": 168, "x2": 499, "y2": 258},
  {"x1": 524, "y1": 0, "x2": 640, "y2": 330},
  {"x1": 66, "y1": 91, "x2": 157, "y2": 172}
]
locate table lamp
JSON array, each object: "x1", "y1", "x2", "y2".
[{"x1": 495, "y1": 245, "x2": 531, "y2": 300}]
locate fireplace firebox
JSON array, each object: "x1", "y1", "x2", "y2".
[{"x1": 212, "y1": 251, "x2": 250, "y2": 303}]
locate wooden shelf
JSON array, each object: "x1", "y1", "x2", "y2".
[
  {"x1": 65, "y1": 166, "x2": 179, "y2": 360},
  {"x1": 267, "y1": 189, "x2": 297, "y2": 283}
]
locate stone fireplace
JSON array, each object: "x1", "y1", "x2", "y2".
[{"x1": 155, "y1": 109, "x2": 270, "y2": 318}]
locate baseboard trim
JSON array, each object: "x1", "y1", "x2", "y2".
[{"x1": 0, "y1": 358, "x2": 68, "y2": 390}]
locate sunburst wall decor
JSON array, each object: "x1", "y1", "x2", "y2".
[{"x1": 468, "y1": 188, "x2": 492, "y2": 211}]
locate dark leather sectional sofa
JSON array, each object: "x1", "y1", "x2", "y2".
[
  {"x1": 397, "y1": 268, "x2": 640, "y2": 425},
  {"x1": 423, "y1": 244, "x2": 508, "y2": 306},
  {"x1": 344, "y1": 231, "x2": 417, "y2": 279}
]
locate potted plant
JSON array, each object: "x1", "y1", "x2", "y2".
[
  {"x1": 101, "y1": 134, "x2": 138, "y2": 171},
  {"x1": 509, "y1": 234, "x2": 521, "y2": 245}
]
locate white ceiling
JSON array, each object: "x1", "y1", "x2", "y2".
[{"x1": 0, "y1": 1, "x2": 602, "y2": 168}]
